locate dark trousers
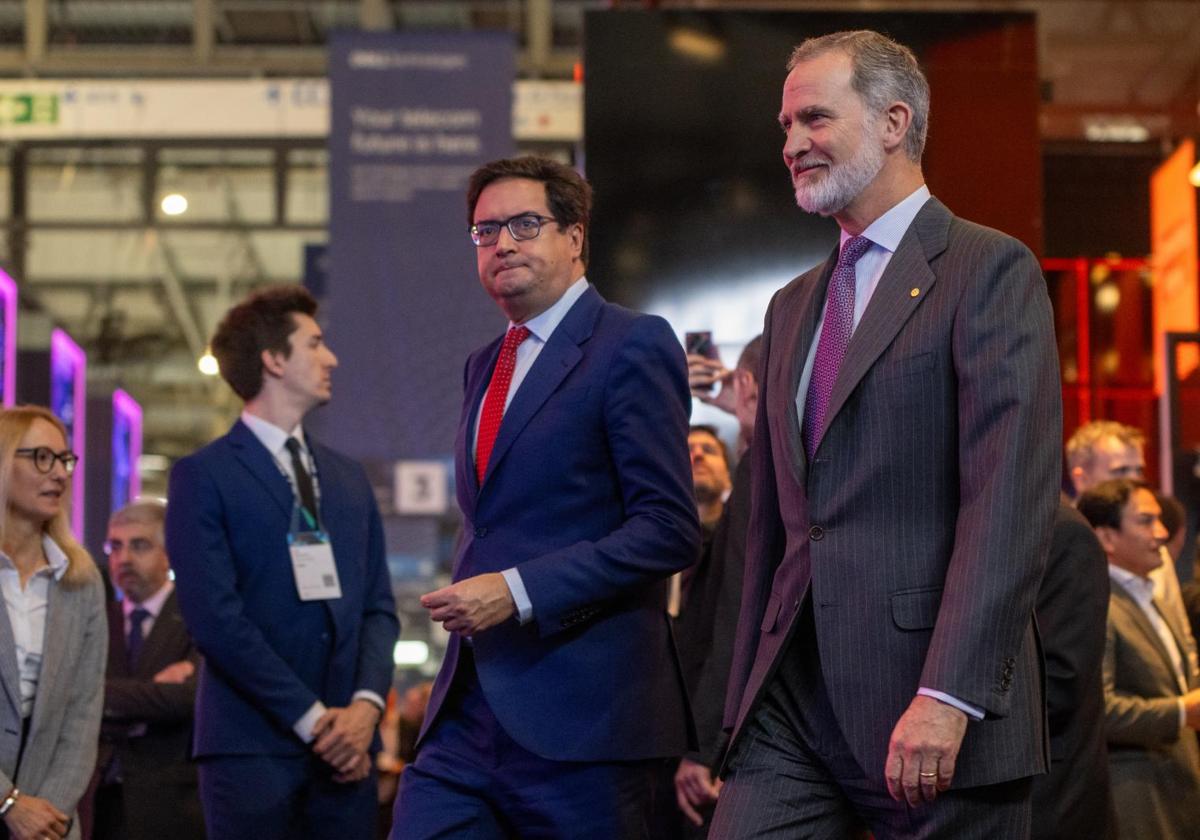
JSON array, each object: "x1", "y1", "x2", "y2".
[
  {"x1": 198, "y1": 751, "x2": 376, "y2": 840},
  {"x1": 391, "y1": 648, "x2": 659, "y2": 840},
  {"x1": 710, "y1": 603, "x2": 1032, "y2": 840}
]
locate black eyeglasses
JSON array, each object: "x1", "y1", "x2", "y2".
[
  {"x1": 15, "y1": 446, "x2": 79, "y2": 475},
  {"x1": 469, "y1": 213, "x2": 557, "y2": 247},
  {"x1": 103, "y1": 537, "x2": 156, "y2": 557}
]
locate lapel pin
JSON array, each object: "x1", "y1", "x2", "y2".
[{"x1": 910, "y1": 288, "x2": 920, "y2": 298}]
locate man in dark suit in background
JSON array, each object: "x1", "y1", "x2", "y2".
[
  {"x1": 91, "y1": 500, "x2": 203, "y2": 840},
  {"x1": 1030, "y1": 504, "x2": 1114, "y2": 840},
  {"x1": 392, "y1": 156, "x2": 699, "y2": 839},
  {"x1": 166, "y1": 286, "x2": 399, "y2": 839},
  {"x1": 673, "y1": 335, "x2": 762, "y2": 836},
  {"x1": 713, "y1": 30, "x2": 1061, "y2": 838}
]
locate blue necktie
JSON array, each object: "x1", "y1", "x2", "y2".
[
  {"x1": 126, "y1": 606, "x2": 150, "y2": 671},
  {"x1": 803, "y1": 235, "x2": 872, "y2": 459}
]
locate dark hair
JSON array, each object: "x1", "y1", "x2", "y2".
[
  {"x1": 689, "y1": 424, "x2": 729, "y2": 467},
  {"x1": 211, "y1": 285, "x2": 318, "y2": 401},
  {"x1": 737, "y1": 335, "x2": 763, "y2": 380},
  {"x1": 787, "y1": 30, "x2": 929, "y2": 162},
  {"x1": 1077, "y1": 479, "x2": 1146, "y2": 531},
  {"x1": 466, "y1": 156, "x2": 593, "y2": 265}
]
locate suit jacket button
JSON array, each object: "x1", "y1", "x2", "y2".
[
  {"x1": 474, "y1": 527, "x2": 487, "y2": 538},
  {"x1": 809, "y1": 525, "x2": 824, "y2": 541}
]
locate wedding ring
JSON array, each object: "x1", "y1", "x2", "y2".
[{"x1": 919, "y1": 771, "x2": 937, "y2": 778}]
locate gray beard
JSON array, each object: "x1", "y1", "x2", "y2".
[{"x1": 793, "y1": 134, "x2": 886, "y2": 217}]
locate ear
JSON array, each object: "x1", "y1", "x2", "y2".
[
  {"x1": 1069, "y1": 466, "x2": 1085, "y2": 496},
  {"x1": 1094, "y1": 525, "x2": 1119, "y2": 556},
  {"x1": 880, "y1": 100, "x2": 914, "y2": 154},
  {"x1": 261, "y1": 348, "x2": 285, "y2": 380},
  {"x1": 568, "y1": 223, "x2": 584, "y2": 260}
]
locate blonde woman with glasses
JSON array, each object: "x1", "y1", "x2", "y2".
[{"x1": 0, "y1": 406, "x2": 104, "y2": 840}]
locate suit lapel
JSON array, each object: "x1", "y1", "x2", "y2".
[
  {"x1": 1111, "y1": 585, "x2": 1187, "y2": 694},
  {"x1": 817, "y1": 199, "x2": 949, "y2": 446},
  {"x1": 107, "y1": 599, "x2": 129, "y2": 677},
  {"x1": 458, "y1": 336, "x2": 504, "y2": 508},
  {"x1": 29, "y1": 578, "x2": 71, "y2": 733},
  {"x1": 783, "y1": 253, "x2": 837, "y2": 488},
  {"x1": 135, "y1": 591, "x2": 186, "y2": 676},
  {"x1": 479, "y1": 288, "x2": 598, "y2": 487},
  {"x1": 0, "y1": 595, "x2": 22, "y2": 716},
  {"x1": 228, "y1": 420, "x2": 294, "y2": 518}
]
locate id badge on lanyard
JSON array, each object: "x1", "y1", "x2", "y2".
[{"x1": 288, "y1": 496, "x2": 342, "y2": 602}]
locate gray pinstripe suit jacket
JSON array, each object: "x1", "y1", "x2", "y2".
[
  {"x1": 723, "y1": 197, "x2": 1061, "y2": 790},
  {"x1": 0, "y1": 562, "x2": 105, "y2": 839}
]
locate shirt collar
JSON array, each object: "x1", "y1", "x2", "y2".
[
  {"x1": 42, "y1": 535, "x2": 69, "y2": 581},
  {"x1": 241, "y1": 411, "x2": 304, "y2": 457},
  {"x1": 124, "y1": 579, "x2": 173, "y2": 618},
  {"x1": 0, "y1": 534, "x2": 70, "y2": 581},
  {"x1": 840, "y1": 184, "x2": 931, "y2": 254},
  {"x1": 1108, "y1": 563, "x2": 1155, "y2": 602},
  {"x1": 513, "y1": 277, "x2": 589, "y2": 344}
]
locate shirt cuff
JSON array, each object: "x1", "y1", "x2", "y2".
[
  {"x1": 501, "y1": 568, "x2": 533, "y2": 625},
  {"x1": 1179, "y1": 698, "x2": 1187, "y2": 731},
  {"x1": 352, "y1": 690, "x2": 386, "y2": 712},
  {"x1": 294, "y1": 700, "x2": 328, "y2": 743},
  {"x1": 917, "y1": 688, "x2": 985, "y2": 721}
]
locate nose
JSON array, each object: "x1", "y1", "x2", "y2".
[
  {"x1": 783, "y1": 123, "x2": 810, "y2": 163},
  {"x1": 326, "y1": 347, "x2": 338, "y2": 368},
  {"x1": 493, "y1": 224, "x2": 520, "y2": 254},
  {"x1": 1154, "y1": 520, "x2": 1169, "y2": 543}
]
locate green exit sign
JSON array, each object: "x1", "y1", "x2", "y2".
[{"x1": 0, "y1": 94, "x2": 59, "y2": 125}]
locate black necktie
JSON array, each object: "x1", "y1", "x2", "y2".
[
  {"x1": 284, "y1": 437, "x2": 318, "y2": 526},
  {"x1": 127, "y1": 606, "x2": 150, "y2": 671}
]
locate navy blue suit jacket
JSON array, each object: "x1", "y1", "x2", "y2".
[
  {"x1": 165, "y1": 420, "x2": 399, "y2": 758},
  {"x1": 422, "y1": 285, "x2": 700, "y2": 763}
]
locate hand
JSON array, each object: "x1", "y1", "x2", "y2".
[
  {"x1": 884, "y1": 695, "x2": 968, "y2": 806},
  {"x1": 687, "y1": 355, "x2": 736, "y2": 414},
  {"x1": 1183, "y1": 688, "x2": 1200, "y2": 729},
  {"x1": 152, "y1": 659, "x2": 196, "y2": 684},
  {"x1": 421, "y1": 573, "x2": 515, "y2": 636},
  {"x1": 313, "y1": 700, "x2": 381, "y2": 773},
  {"x1": 332, "y1": 751, "x2": 372, "y2": 784},
  {"x1": 3, "y1": 793, "x2": 69, "y2": 840},
  {"x1": 674, "y1": 758, "x2": 721, "y2": 827}
]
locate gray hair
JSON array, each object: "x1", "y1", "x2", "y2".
[
  {"x1": 109, "y1": 498, "x2": 167, "y2": 543},
  {"x1": 788, "y1": 30, "x2": 930, "y2": 162}
]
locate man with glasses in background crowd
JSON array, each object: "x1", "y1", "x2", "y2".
[{"x1": 90, "y1": 500, "x2": 204, "y2": 840}]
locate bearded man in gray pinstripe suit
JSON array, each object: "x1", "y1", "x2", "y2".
[{"x1": 710, "y1": 31, "x2": 1061, "y2": 839}]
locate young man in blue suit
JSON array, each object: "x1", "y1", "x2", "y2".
[
  {"x1": 165, "y1": 286, "x2": 399, "y2": 839},
  {"x1": 391, "y1": 157, "x2": 700, "y2": 839}
]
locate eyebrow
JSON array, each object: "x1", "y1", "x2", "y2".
[{"x1": 473, "y1": 210, "x2": 545, "y2": 224}]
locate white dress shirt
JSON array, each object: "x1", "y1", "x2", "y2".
[
  {"x1": 1110, "y1": 564, "x2": 1189, "y2": 729},
  {"x1": 0, "y1": 535, "x2": 70, "y2": 718},
  {"x1": 240, "y1": 411, "x2": 385, "y2": 742},
  {"x1": 471, "y1": 277, "x2": 590, "y2": 625}
]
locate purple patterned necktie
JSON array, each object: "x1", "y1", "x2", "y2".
[{"x1": 802, "y1": 235, "x2": 872, "y2": 459}]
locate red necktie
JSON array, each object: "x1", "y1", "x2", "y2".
[{"x1": 475, "y1": 326, "x2": 531, "y2": 483}]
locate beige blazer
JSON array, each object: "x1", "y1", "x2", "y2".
[{"x1": 1104, "y1": 581, "x2": 1200, "y2": 840}]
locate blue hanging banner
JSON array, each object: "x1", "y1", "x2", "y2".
[{"x1": 320, "y1": 31, "x2": 515, "y2": 463}]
